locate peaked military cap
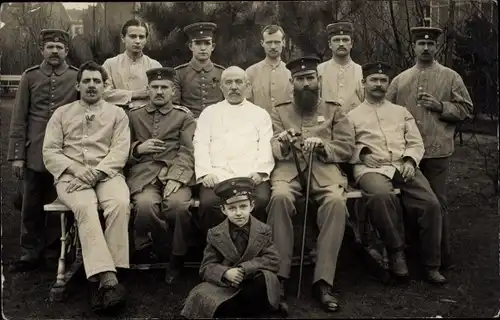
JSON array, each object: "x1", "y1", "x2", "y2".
[
  {"x1": 146, "y1": 67, "x2": 176, "y2": 83},
  {"x1": 326, "y1": 21, "x2": 354, "y2": 37},
  {"x1": 214, "y1": 177, "x2": 256, "y2": 205},
  {"x1": 39, "y1": 29, "x2": 70, "y2": 46},
  {"x1": 184, "y1": 22, "x2": 217, "y2": 40},
  {"x1": 410, "y1": 27, "x2": 442, "y2": 42},
  {"x1": 286, "y1": 56, "x2": 321, "y2": 76},
  {"x1": 361, "y1": 61, "x2": 392, "y2": 79}
]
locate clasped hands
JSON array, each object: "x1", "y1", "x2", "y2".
[
  {"x1": 277, "y1": 128, "x2": 324, "y2": 152},
  {"x1": 66, "y1": 164, "x2": 106, "y2": 193},
  {"x1": 360, "y1": 152, "x2": 416, "y2": 182},
  {"x1": 223, "y1": 267, "x2": 245, "y2": 287}
]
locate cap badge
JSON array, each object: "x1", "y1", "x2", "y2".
[
  {"x1": 200, "y1": 30, "x2": 204, "y2": 34},
  {"x1": 339, "y1": 30, "x2": 343, "y2": 34},
  {"x1": 378, "y1": 70, "x2": 382, "y2": 73},
  {"x1": 301, "y1": 65, "x2": 305, "y2": 69},
  {"x1": 377, "y1": 64, "x2": 382, "y2": 68},
  {"x1": 233, "y1": 190, "x2": 238, "y2": 194},
  {"x1": 54, "y1": 36, "x2": 59, "y2": 42},
  {"x1": 231, "y1": 181, "x2": 235, "y2": 185},
  {"x1": 424, "y1": 34, "x2": 429, "y2": 39},
  {"x1": 157, "y1": 75, "x2": 162, "y2": 79}
]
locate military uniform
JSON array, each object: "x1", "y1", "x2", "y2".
[
  {"x1": 173, "y1": 22, "x2": 225, "y2": 117},
  {"x1": 127, "y1": 67, "x2": 197, "y2": 260},
  {"x1": 181, "y1": 177, "x2": 281, "y2": 319},
  {"x1": 386, "y1": 27, "x2": 473, "y2": 268},
  {"x1": 7, "y1": 29, "x2": 78, "y2": 264}
]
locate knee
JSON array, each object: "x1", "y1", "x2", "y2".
[
  {"x1": 426, "y1": 196, "x2": 442, "y2": 217},
  {"x1": 134, "y1": 196, "x2": 159, "y2": 216},
  {"x1": 105, "y1": 197, "x2": 131, "y2": 217},
  {"x1": 323, "y1": 193, "x2": 346, "y2": 207},
  {"x1": 253, "y1": 192, "x2": 270, "y2": 211},
  {"x1": 162, "y1": 198, "x2": 191, "y2": 222},
  {"x1": 269, "y1": 188, "x2": 294, "y2": 205}
]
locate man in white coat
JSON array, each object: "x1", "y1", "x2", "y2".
[{"x1": 193, "y1": 66, "x2": 275, "y2": 232}]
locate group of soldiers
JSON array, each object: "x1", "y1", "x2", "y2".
[{"x1": 7, "y1": 17, "x2": 473, "y2": 317}]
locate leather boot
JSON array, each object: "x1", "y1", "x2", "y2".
[
  {"x1": 389, "y1": 249, "x2": 409, "y2": 278},
  {"x1": 312, "y1": 280, "x2": 339, "y2": 312},
  {"x1": 165, "y1": 255, "x2": 184, "y2": 285},
  {"x1": 425, "y1": 267, "x2": 448, "y2": 285}
]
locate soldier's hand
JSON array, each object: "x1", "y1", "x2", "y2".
[
  {"x1": 66, "y1": 178, "x2": 92, "y2": 193},
  {"x1": 400, "y1": 160, "x2": 416, "y2": 182},
  {"x1": 201, "y1": 174, "x2": 219, "y2": 188},
  {"x1": 131, "y1": 88, "x2": 149, "y2": 100},
  {"x1": 277, "y1": 128, "x2": 301, "y2": 145},
  {"x1": 224, "y1": 267, "x2": 245, "y2": 286},
  {"x1": 303, "y1": 137, "x2": 324, "y2": 152},
  {"x1": 418, "y1": 92, "x2": 443, "y2": 113},
  {"x1": 248, "y1": 172, "x2": 265, "y2": 185},
  {"x1": 136, "y1": 139, "x2": 166, "y2": 155},
  {"x1": 74, "y1": 166, "x2": 98, "y2": 186},
  {"x1": 360, "y1": 154, "x2": 383, "y2": 168},
  {"x1": 12, "y1": 160, "x2": 25, "y2": 180},
  {"x1": 163, "y1": 180, "x2": 182, "y2": 198}
]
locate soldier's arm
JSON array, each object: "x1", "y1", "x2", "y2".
[
  {"x1": 385, "y1": 76, "x2": 399, "y2": 103},
  {"x1": 172, "y1": 69, "x2": 182, "y2": 105},
  {"x1": 402, "y1": 108, "x2": 425, "y2": 166},
  {"x1": 8, "y1": 72, "x2": 30, "y2": 162},
  {"x1": 438, "y1": 72, "x2": 474, "y2": 123},
  {"x1": 127, "y1": 113, "x2": 142, "y2": 166},
  {"x1": 164, "y1": 112, "x2": 196, "y2": 185},
  {"x1": 95, "y1": 108, "x2": 131, "y2": 177},
  {"x1": 101, "y1": 59, "x2": 136, "y2": 106},
  {"x1": 318, "y1": 107, "x2": 355, "y2": 163},
  {"x1": 269, "y1": 105, "x2": 293, "y2": 161}
]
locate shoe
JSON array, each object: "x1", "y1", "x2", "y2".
[
  {"x1": 425, "y1": 268, "x2": 448, "y2": 285},
  {"x1": 90, "y1": 284, "x2": 106, "y2": 313},
  {"x1": 92, "y1": 283, "x2": 127, "y2": 315},
  {"x1": 8, "y1": 257, "x2": 44, "y2": 273},
  {"x1": 312, "y1": 281, "x2": 340, "y2": 312},
  {"x1": 165, "y1": 263, "x2": 182, "y2": 285},
  {"x1": 389, "y1": 250, "x2": 409, "y2": 278}
]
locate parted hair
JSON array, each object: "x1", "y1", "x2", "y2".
[
  {"x1": 77, "y1": 60, "x2": 109, "y2": 83},
  {"x1": 121, "y1": 18, "x2": 149, "y2": 37},
  {"x1": 261, "y1": 24, "x2": 285, "y2": 38}
]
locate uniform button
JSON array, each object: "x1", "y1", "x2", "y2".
[
  {"x1": 202, "y1": 97, "x2": 206, "y2": 100},
  {"x1": 15, "y1": 149, "x2": 18, "y2": 152},
  {"x1": 52, "y1": 79, "x2": 55, "y2": 82},
  {"x1": 202, "y1": 90, "x2": 207, "y2": 94},
  {"x1": 201, "y1": 76, "x2": 206, "y2": 80},
  {"x1": 84, "y1": 134, "x2": 88, "y2": 138},
  {"x1": 201, "y1": 84, "x2": 205, "y2": 87},
  {"x1": 51, "y1": 95, "x2": 55, "y2": 98},
  {"x1": 271, "y1": 97, "x2": 275, "y2": 101},
  {"x1": 272, "y1": 69, "x2": 276, "y2": 72},
  {"x1": 418, "y1": 86, "x2": 423, "y2": 90},
  {"x1": 417, "y1": 120, "x2": 421, "y2": 124},
  {"x1": 339, "y1": 83, "x2": 344, "y2": 87},
  {"x1": 202, "y1": 104, "x2": 206, "y2": 108},
  {"x1": 417, "y1": 104, "x2": 421, "y2": 107}
]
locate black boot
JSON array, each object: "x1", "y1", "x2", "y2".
[{"x1": 165, "y1": 255, "x2": 184, "y2": 285}]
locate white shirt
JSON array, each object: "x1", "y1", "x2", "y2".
[{"x1": 193, "y1": 99, "x2": 275, "y2": 182}]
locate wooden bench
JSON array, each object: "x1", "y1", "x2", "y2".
[
  {"x1": 0, "y1": 75, "x2": 22, "y2": 94},
  {"x1": 44, "y1": 187, "x2": 400, "y2": 301}
]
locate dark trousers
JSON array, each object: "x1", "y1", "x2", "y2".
[
  {"x1": 20, "y1": 168, "x2": 58, "y2": 261},
  {"x1": 198, "y1": 181, "x2": 271, "y2": 232},
  {"x1": 214, "y1": 272, "x2": 272, "y2": 318},
  {"x1": 420, "y1": 158, "x2": 451, "y2": 265},
  {"x1": 358, "y1": 170, "x2": 442, "y2": 267}
]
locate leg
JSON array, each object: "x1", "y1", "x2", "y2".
[
  {"x1": 252, "y1": 181, "x2": 271, "y2": 222},
  {"x1": 266, "y1": 179, "x2": 302, "y2": 280},
  {"x1": 130, "y1": 185, "x2": 164, "y2": 251},
  {"x1": 236, "y1": 272, "x2": 273, "y2": 317},
  {"x1": 198, "y1": 186, "x2": 225, "y2": 233},
  {"x1": 420, "y1": 158, "x2": 452, "y2": 268}
]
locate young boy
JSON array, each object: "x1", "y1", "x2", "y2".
[{"x1": 180, "y1": 177, "x2": 287, "y2": 318}]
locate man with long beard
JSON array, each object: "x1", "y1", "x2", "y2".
[{"x1": 266, "y1": 56, "x2": 355, "y2": 312}]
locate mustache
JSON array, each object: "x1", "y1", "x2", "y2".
[{"x1": 87, "y1": 88, "x2": 97, "y2": 93}]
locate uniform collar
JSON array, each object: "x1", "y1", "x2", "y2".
[
  {"x1": 40, "y1": 60, "x2": 69, "y2": 76},
  {"x1": 189, "y1": 58, "x2": 214, "y2": 72},
  {"x1": 145, "y1": 102, "x2": 174, "y2": 115}
]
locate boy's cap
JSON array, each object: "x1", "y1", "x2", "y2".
[{"x1": 214, "y1": 177, "x2": 255, "y2": 205}]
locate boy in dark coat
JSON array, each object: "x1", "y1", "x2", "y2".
[{"x1": 180, "y1": 177, "x2": 287, "y2": 318}]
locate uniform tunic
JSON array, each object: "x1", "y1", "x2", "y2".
[
  {"x1": 317, "y1": 59, "x2": 364, "y2": 113},
  {"x1": 102, "y1": 52, "x2": 162, "y2": 108},
  {"x1": 43, "y1": 99, "x2": 131, "y2": 278},
  {"x1": 173, "y1": 59, "x2": 225, "y2": 117},
  {"x1": 346, "y1": 99, "x2": 425, "y2": 183},
  {"x1": 245, "y1": 60, "x2": 293, "y2": 114}
]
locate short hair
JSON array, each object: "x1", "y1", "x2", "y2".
[
  {"x1": 77, "y1": 60, "x2": 109, "y2": 83},
  {"x1": 261, "y1": 25, "x2": 285, "y2": 39},
  {"x1": 121, "y1": 19, "x2": 149, "y2": 37},
  {"x1": 221, "y1": 66, "x2": 248, "y2": 83}
]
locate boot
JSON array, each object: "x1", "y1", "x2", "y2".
[
  {"x1": 389, "y1": 249, "x2": 409, "y2": 278},
  {"x1": 165, "y1": 255, "x2": 184, "y2": 284},
  {"x1": 425, "y1": 267, "x2": 448, "y2": 285}
]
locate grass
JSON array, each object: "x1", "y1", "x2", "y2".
[{"x1": 1, "y1": 97, "x2": 499, "y2": 318}]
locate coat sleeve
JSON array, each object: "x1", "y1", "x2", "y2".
[
  {"x1": 318, "y1": 108, "x2": 355, "y2": 163},
  {"x1": 193, "y1": 108, "x2": 213, "y2": 181},
  {"x1": 402, "y1": 109, "x2": 425, "y2": 166},
  {"x1": 385, "y1": 76, "x2": 399, "y2": 104},
  {"x1": 95, "y1": 108, "x2": 131, "y2": 177},
  {"x1": 42, "y1": 109, "x2": 79, "y2": 180},
  {"x1": 269, "y1": 106, "x2": 293, "y2": 161},
  {"x1": 8, "y1": 72, "x2": 30, "y2": 162},
  {"x1": 165, "y1": 113, "x2": 196, "y2": 184},
  {"x1": 345, "y1": 110, "x2": 369, "y2": 164},
  {"x1": 253, "y1": 111, "x2": 275, "y2": 178},
  {"x1": 439, "y1": 72, "x2": 474, "y2": 123},
  {"x1": 127, "y1": 113, "x2": 143, "y2": 166},
  {"x1": 238, "y1": 227, "x2": 280, "y2": 277},
  {"x1": 102, "y1": 59, "x2": 134, "y2": 106},
  {"x1": 199, "y1": 232, "x2": 231, "y2": 287},
  {"x1": 172, "y1": 69, "x2": 182, "y2": 105}
]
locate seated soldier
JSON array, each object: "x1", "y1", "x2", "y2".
[
  {"x1": 266, "y1": 56, "x2": 356, "y2": 312},
  {"x1": 127, "y1": 67, "x2": 196, "y2": 284},
  {"x1": 192, "y1": 66, "x2": 274, "y2": 232},
  {"x1": 346, "y1": 62, "x2": 447, "y2": 285},
  {"x1": 42, "y1": 61, "x2": 131, "y2": 314},
  {"x1": 180, "y1": 177, "x2": 287, "y2": 319}
]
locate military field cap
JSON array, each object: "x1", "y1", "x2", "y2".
[
  {"x1": 410, "y1": 27, "x2": 442, "y2": 42},
  {"x1": 214, "y1": 177, "x2": 256, "y2": 205},
  {"x1": 326, "y1": 21, "x2": 354, "y2": 37},
  {"x1": 146, "y1": 67, "x2": 176, "y2": 83},
  {"x1": 362, "y1": 61, "x2": 392, "y2": 79},
  {"x1": 286, "y1": 56, "x2": 321, "y2": 76},
  {"x1": 184, "y1": 22, "x2": 217, "y2": 40},
  {"x1": 39, "y1": 29, "x2": 70, "y2": 46}
]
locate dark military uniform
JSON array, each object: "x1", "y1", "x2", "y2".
[
  {"x1": 8, "y1": 29, "x2": 78, "y2": 263},
  {"x1": 173, "y1": 22, "x2": 225, "y2": 118},
  {"x1": 127, "y1": 68, "x2": 197, "y2": 259}
]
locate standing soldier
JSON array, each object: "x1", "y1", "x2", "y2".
[
  {"x1": 317, "y1": 21, "x2": 364, "y2": 113},
  {"x1": 173, "y1": 22, "x2": 225, "y2": 118},
  {"x1": 245, "y1": 24, "x2": 293, "y2": 114},
  {"x1": 386, "y1": 27, "x2": 473, "y2": 269},
  {"x1": 102, "y1": 19, "x2": 162, "y2": 110},
  {"x1": 8, "y1": 29, "x2": 79, "y2": 272}
]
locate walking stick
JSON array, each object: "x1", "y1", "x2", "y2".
[{"x1": 288, "y1": 141, "x2": 315, "y2": 299}]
